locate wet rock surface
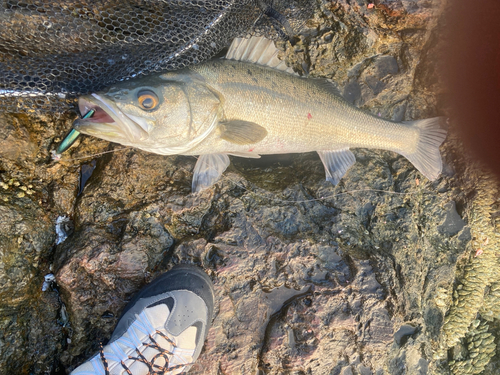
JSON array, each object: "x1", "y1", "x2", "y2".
[{"x1": 1, "y1": 1, "x2": 500, "y2": 375}]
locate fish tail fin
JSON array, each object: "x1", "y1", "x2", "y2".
[{"x1": 401, "y1": 117, "x2": 447, "y2": 181}]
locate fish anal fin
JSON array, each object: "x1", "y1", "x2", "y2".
[
  {"x1": 317, "y1": 149, "x2": 356, "y2": 185},
  {"x1": 219, "y1": 120, "x2": 268, "y2": 145},
  {"x1": 192, "y1": 154, "x2": 230, "y2": 193}
]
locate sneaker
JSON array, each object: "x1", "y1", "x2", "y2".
[{"x1": 71, "y1": 264, "x2": 215, "y2": 375}]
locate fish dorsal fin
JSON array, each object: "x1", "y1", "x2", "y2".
[
  {"x1": 226, "y1": 36, "x2": 295, "y2": 74},
  {"x1": 192, "y1": 154, "x2": 230, "y2": 192},
  {"x1": 317, "y1": 149, "x2": 356, "y2": 185}
]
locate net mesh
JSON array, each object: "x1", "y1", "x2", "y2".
[{"x1": 0, "y1": 0, "x2": 315, "y2": 113}]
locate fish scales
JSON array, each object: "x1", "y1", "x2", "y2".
[{"x1": 187, "y1": 60, "x2": 419, "y2": 156}]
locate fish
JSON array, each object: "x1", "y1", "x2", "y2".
[{"x1": 72, "y1": 36, "x2": 447, "y2": 192}]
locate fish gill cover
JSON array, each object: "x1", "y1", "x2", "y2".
[{"x1": 0, "y1": 0, "x2": 316, "y2": 112}]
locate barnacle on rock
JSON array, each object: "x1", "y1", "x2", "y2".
[{"x1": 437, "y1": 172, "x2": 500, "y2": 372}]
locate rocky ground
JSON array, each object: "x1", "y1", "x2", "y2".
[{"x1": 1, "y1": 0, "x2": 499, "y2": 374}]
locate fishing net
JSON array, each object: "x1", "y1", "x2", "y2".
[{"x1": 0, "y1": 0, "x2": 316, "y2": 113}]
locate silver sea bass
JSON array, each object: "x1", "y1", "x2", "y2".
[{"x1": 73, "y1": 37, "x2": 447, "y2": 192}]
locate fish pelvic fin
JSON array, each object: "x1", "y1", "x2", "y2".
[
  {"x1": 192, "y1": 154, "x2": 230, "y2": 193},
  {"x1": 401, "y1": 117, "x2": 447, "y2": 181}
]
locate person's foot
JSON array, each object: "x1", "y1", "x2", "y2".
[{"x1": 71, "y1": 264, "x2": 214, "y2": 375}]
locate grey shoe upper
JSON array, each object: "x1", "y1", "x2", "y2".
[{"x1": 111, "y1": 291, "x2": 208, "y2": 339}]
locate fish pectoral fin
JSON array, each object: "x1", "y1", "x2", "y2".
[
  {"x1": 219, "y1": 120, "x2": 268, "y2": 145},
  {"x1": 192, "y1": 154, "x2": 230, "y2": 193},
  {"x1": 317, "y1": 149, "x2": 356, "y2": 185}
]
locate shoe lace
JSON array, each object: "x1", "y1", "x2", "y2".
[{"x1": 98, "y1": 310, "x2": 193, "y2": 375}]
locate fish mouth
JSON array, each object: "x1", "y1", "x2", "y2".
[
  {"x1": 73, "y1": 94, "x2": 148, "y2": 142},
  {"x1": 78, "y1": 96, "x2": 115, "y2": 124}
]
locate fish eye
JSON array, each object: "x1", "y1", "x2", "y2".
[{"x1": 137, "y1": 90, "x2": 159, "y2": 111}]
